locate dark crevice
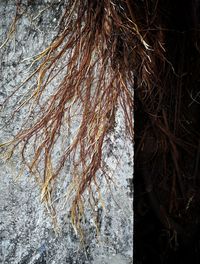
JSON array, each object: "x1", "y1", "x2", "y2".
[{"x1": 134, "y1": 0, "x2": 200, "y2": 263}]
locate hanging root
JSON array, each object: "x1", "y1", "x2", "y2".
[{"x1": 1, "y1": 0, "x2": 146, "y2": 233}]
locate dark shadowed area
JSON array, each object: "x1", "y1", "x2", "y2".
[{"x1": 135, "y1": 0, "x2": 200, "y2": 263}]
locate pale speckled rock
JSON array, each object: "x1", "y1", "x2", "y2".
[{"x1": 0, "y1": 1, "x2": 133, "y2": 263}]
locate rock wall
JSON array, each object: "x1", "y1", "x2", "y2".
[{"x1": 0, "y1": 1, "x2": 133, "y2": 263}]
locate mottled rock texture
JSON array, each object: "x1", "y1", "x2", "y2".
[{"x1": 0, "y1": 1, "x2": 133, "y2": 263}]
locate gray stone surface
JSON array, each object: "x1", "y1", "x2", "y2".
[{"x1": 0, "y1": 1, "x2": 133, "y2": 263}]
